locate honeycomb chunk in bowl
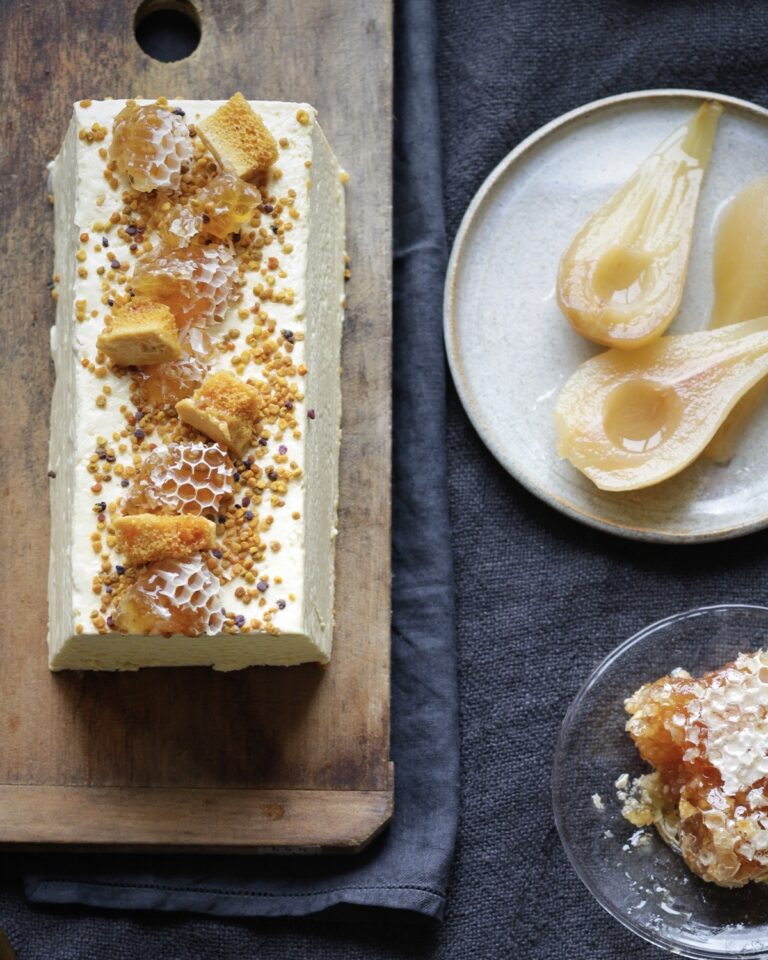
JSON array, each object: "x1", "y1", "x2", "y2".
[
  {"x1": 624, "y1": 651, "x2": 768, "y2": 887},
  {"x1": 553, "y1": 605, "x2": 768, "y2": 958}
]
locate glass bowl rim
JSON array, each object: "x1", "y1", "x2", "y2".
[{"x1": 551, "y1": 602, "x2": 768, "y2": 959}]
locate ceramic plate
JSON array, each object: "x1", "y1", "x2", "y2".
[{"x1": 445, "y1": 90, "x2": 768, "y2": 543}]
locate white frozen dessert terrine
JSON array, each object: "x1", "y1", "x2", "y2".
[{"x1": 48, "y1": 95, "x2": 345, "y2": 670}]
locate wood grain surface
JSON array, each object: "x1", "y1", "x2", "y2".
[{"x1": 0, "y1": 0, "x2": 392, "y2": 850}]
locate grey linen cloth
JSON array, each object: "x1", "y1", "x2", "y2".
[{"x1": 5, "y1": 0, "x2": 768, "y2": 956}]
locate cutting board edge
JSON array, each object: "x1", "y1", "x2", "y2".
[{"x1": 0, "y1": 771, "x2": 394, "y2": 853}]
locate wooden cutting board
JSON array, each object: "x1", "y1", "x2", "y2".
[{"x1": 0, "y1": 0, "x2": 392, "y2": 851}]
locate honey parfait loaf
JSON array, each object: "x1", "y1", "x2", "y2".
[{"x1": 48, "y1": 96, "x2": 345, "y2": 670}]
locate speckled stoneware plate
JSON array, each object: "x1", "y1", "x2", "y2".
[{"x1": 445, "y1": 89, "x2": 768, "y2": 543}]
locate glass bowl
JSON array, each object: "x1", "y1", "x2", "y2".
[{"x1": 552, "y1": 604, "x2": 768, "y2": 958}]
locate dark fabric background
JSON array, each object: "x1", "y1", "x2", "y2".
[{"x1": 5, "y1": 0, "x2": 768, "y2": 956}]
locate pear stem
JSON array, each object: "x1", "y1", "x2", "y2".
[{"x1": 682, "y1": 101, "x2": 723, "y2": 164}]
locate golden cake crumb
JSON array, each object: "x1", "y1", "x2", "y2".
[
  {"x1": 176, "y1": 370, "x2": 261, "y2": 457},
  {"x1": 96, "y1": 299, "x2": 182, "y2": 366},
  {"x1": 197, "y1": 93, "x2": 278, "y2": 181},
  {"x1": 114, "y1": 514, "x2": 216, "y2": 565}
]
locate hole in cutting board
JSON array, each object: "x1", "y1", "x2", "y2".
[{"x1": 135, "y1": 0, "x2": 201, "y2": 62}]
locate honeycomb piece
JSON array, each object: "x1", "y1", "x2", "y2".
[
  {"x1": 109, "y1": 102, "x2": 193, "y2": 193},
  {"x1": 161, "y1": 205, "x2": 202, "y2": 248},
  {"x1": 114, "y1": 513, "x2": 216, "y2": 566},
  {"x1": 96, "y1": 299, "x2": 182, "y2": 366},
  {"x1": 197, "y1": 93, "x2": 278, "y2": 181},
  {"x1": 114, "y1": 556, "x2": 224, "y2": 636},
  {"x1": 193, "y1": 172, "x2": 262, "y2": 241},
  {"x1": 176, "y1": 371, "x2": 261, "y2": 457},
  {"x1": 624, "y1": 671, "x2": 701, "y2": 785},
  {"x1": 122, "y1": 442, "x2": 233, "y2": 516},
  {"x1": 134, "y1": 349, "x2": 209, "y2": 408},
  {"x1": 623, "y1": 650, "x2": 768, "y2": 887},
  {"x1": 160, "y1": 173, "x2": 261, "y2": 247},
  {"x1": 133, "y1": 242, "x2": 238, "y2": 329},
  {"x1": 134, "y1": 323, "x2": 215, "y2": 407}
]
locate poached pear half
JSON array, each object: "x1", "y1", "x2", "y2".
[
  {"x1": 555, "y1": 316, "x2": 768, "y2": 491},
  {"x1": 558, "y1": 101, "x2": 722, "y2": 350},
  {"x1": 705, "y1": 177, "x2": 768, "y2": 463}
]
